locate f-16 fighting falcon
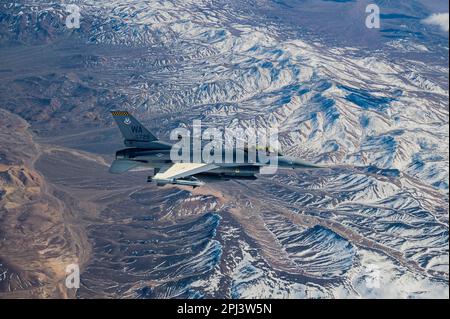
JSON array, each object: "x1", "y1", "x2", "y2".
[{"x1": 110, "y1": 111, "x2": 324, "y2": 187}]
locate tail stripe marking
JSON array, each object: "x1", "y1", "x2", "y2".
[{"x1": 111, "y1": 111, "x2": 130, "y2": 116}]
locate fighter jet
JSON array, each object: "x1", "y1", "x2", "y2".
[{"x1": 109, "y1": 111, "x2": 323, "y2": 187}]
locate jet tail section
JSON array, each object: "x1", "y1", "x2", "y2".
[{"x1": 111, "y1": 111, "x2": 157, "y2": 143}]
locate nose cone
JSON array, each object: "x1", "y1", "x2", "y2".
[{"x1": 278, "y1": 156, "x2": 324, "y2": 169}]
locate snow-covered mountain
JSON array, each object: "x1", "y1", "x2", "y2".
[{"x1": 3, "y1": 0, "x2": 446, "y2": 187}]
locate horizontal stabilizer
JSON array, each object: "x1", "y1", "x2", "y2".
[{"x1": 109, "y1": 159, "x2": 141, "y2": 174}]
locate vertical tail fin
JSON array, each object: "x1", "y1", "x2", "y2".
[{"x1": 111, "y1": 111, "x2": 157, "y2": 142}]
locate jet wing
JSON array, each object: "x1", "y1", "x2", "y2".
[{"x1": 153, "y1": 162, "x2": 218, "y2": 181}]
